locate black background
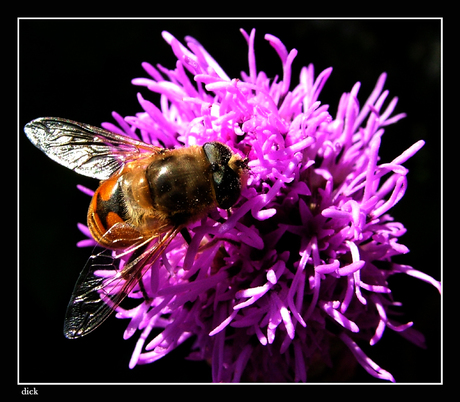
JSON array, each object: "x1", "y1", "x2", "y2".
[{"x1": 19, "y1": 18, "x2": 441, "y2": 384}]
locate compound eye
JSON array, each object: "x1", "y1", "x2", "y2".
[
  {"x1": 203, "y1": 142, "x2": 231, "y2": 166},
  {"x1": 203, "y1": 142, "x2": 241, "y2": 209}
]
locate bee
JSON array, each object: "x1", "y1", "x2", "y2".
[{"x1": 24, "y1": 117, "x2": 247, "y2": 339}]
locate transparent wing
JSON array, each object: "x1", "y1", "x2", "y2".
[
  {"x1": 24, "y1": 117, "x2": 162, "y2": 180},
  {"x1": 64, "y1": 225, "x2": 181, "y2": 339}
]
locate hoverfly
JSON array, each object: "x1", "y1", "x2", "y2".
[{"x1": 24, "y1": 117, "x2": 247, "y2": 338}]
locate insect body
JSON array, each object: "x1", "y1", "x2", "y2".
[{"x1": 24, "y1": 117, "x2": 247, "y2": 338}]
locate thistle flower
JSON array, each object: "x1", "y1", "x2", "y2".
[{"x1": 76, "y1": 28, "x2": 440, "y2": 382}]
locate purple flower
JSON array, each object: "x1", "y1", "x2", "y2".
[{"x1": 77, "y1": 29, "x2": 440, "y2": 382}]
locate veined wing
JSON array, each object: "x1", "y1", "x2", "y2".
[
  {"x1": 24, "y1": 117, "x2": 162, "y2": 180},
  {"x1": 63, "y1": 225, "x2": 181, "y2": 339}
]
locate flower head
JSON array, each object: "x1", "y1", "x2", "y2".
[{"x1": 77, "y1": 28, "x2": 440, "y2": 382}]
